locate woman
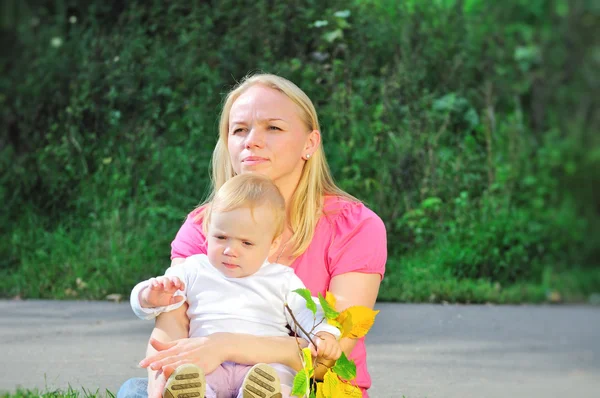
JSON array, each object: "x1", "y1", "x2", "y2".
[{"x1": 124, "y1": 73, "x2": 387, "y2": 398}]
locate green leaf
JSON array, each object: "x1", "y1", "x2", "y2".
[
  {"x1": 327, "y1": 318, "x2": 343, "y2": 330},
  {"x1": 293, "y1": 288, "x2": 317, "y2": 315},
  {"x1": 291, "y1": 369, "x2": 310, "y2": 397},
  {"x1": 318, "y1": 293, "x2": 340, "y2": 319},
  {"x1": 332, "y1": 352, "x2": 357, "y2": 381},
  {"x1": 323, "y1": 29, "x2": 343, "y2": 43},
  {"x1": 334, "y1": 10, "x2": 351, "y2": 19}
]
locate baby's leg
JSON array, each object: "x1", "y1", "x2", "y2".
[{"x1": 205, "y1": 362, "x2": 239, "y2": 398}]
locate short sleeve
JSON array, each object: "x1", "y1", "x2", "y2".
[
  {"x1": 170, "y1": 207, "x2": 208, "y2": 260},
  {"x1": 285, "y1": 273, "x2": 340, "y2": 340},
  {"x1": 327, "y1": 202, "x2": 387, "y2": 279}
]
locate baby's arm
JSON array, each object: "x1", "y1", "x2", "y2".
[
  {"x1": 285, "y1": 274, "x2": 341, "y2": 360},
  {"x1": 147, "y1": 304, "x2": 190, "y2": 398},
  {"x1": 139, "y1": 276, "x2": 186, "y2": 308},
  {"x1": 130, "y1": 265, "x2": 188, "y2": 320}
]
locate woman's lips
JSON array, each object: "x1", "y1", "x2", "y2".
[{"x1": 242, "y1": 156, "x2": 269, "y2": 166}]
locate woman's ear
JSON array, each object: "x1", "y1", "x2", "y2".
[{"x1": 304, "y1": 129, "x2": 321, "y2": 156}]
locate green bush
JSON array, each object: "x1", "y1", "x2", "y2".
[{"x1": 1, "y1": 0, "x2": 598, "y2": 301}]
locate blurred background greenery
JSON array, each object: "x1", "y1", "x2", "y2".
[{"x1": 1, "y1": 0, "x2": 598, "y2": 303}]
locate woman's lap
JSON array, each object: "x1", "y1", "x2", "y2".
[
  {"x1": 116, "y1": 377, "x2": 148, "y2": 398},
  {"x1": 116, "y1": 362, "x2": 294, "y2": 398}
]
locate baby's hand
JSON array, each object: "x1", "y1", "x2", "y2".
[
  {"x1": 311, "y1": 332, "x2": 342, "y2": 361},
  {"x1": 140, "y1": 276, "x2": 185, "y2": 308}
]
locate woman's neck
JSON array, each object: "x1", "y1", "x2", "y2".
[{"x1": 274, "y1": 177, "x2": 300, "y2": 217}]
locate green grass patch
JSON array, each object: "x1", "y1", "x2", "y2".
[
  {"x1": 2, "y1": 205, "x2": 599, "y2": 304},
  {"x1": 379, "y1": 249, "x2": 600, "y2": 304},
  {"x1": 1, "y1": 387, "x2": 114, "y2": 398},
  {"x1": 1, "y1": 205, "x2": 179, "y2": 300}
]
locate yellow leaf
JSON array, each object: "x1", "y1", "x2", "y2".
[
  {"x1": 338, "y1": 382, "x2": 362, "y2": 398},
  {"x1": 335, "y1": 310, "x2": 354, "y2": 339},
  {"x1": 325, "y1": 291, "x2": 337, "y2": 309},
  {"x1": 321, "y1": 369, "x2": 363, "y2": 398},
  {"x1": 337, "y1": 306, "x2": 379, "y2": 339},
  {"x1": 302, "y1": 347, "x2": 314, "y2": 377},
  {"x1": 322, "y1": 369, "x2": 340, "y2": 397},
  {"x1": 315, "y1": 382, "x2": 326, "y2": 398}
]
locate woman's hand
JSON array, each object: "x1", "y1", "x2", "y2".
[{"x1": 139, "y1": 333, "x2": 230, "y2": 376}]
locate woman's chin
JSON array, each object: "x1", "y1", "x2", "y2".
[{"x1": 240, "y1": 167, "x2": 273, "y2": 178}]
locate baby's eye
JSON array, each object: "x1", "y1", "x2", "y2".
[
  {"x1": 242, "y1": 241, "x2": 253, "y2": 246},
  {"x1": 215, "y1": 235, "x2": 226, "y2": 240}
]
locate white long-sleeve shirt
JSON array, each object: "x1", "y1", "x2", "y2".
[{"x1": 130, "y1": 254, "x2": 340, "y2": 341}]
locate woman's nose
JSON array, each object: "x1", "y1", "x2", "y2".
[{"x1": 245, "y1": 127, "x2": 265, "y2": 149}]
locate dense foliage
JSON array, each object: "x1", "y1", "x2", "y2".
[{"x1": 1, "y1": 0, "x2": 598, "y2": 302}]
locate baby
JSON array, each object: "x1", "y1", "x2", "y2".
[{"x1": 129, "y1": 173, "x2": 341, "y2": 398}]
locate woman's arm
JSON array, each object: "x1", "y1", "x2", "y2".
[
  {"x1": 141, "y1": 332, "x2": 308, "y2": 373},
  {"x1": 313, "y1": 272, "x2": 381, "y2": 379},
  {"x1": 142, "y1": 272, "x2": 381, "y2": 379},
  {"x1": 225, "y1": 334, "x2": 308, "y2": 370}
]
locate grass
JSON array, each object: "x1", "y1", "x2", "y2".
[
  {"x1": 1, "y1": 387, "x2": 114, "y2": 398},
  {"x1": 1, "y1": 206, "x2": 599, "y2": 304},
  {"x1": 379, "y1": 249, "x2": 600, "y2": 304}
]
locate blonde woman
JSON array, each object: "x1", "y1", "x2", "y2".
[{"x1": 128, "y1": 74, "x2": 387, "y2": 398}]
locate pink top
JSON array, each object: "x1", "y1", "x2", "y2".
[{"x1": 171, "y1": 196, "x2": 387, "y2": 396}]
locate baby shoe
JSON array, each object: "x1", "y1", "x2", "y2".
[
  {"x1": 241, "y1": 363, "x2": 282, "y2": 398},
  {"x1": 163, "y1": 363, "x2": 206, "y2": 398}
]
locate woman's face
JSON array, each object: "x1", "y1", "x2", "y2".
[{"x1": 227, "y1": 84, "x2": 319, "y2": 190}]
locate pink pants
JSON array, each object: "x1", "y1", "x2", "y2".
[{"x1": 205, "y1": 362, "x2": 295, "y2": 398}]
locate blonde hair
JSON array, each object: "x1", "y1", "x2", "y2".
[
  {"x1": 200, "y1": 73, "x2": 357, "y2": 256},
  {"x1": 203, "y1": 174, "x2": 286, "y2": 240}
]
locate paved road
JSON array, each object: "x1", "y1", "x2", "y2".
[{"x1": 0, "y1": 300, "x2": 599, "y2": 398}]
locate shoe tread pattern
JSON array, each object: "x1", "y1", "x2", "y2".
[
  {"x1": 164, "y1": 364, "x2": 206, "y2": 398},
  {"x1": 242, "y1": 364, "x2": 283, "y2": 398}
]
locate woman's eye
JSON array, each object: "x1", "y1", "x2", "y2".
[
  {"x1": 268, "y1": 125, "x2": 281, "y2": 131},
  {"x1": 232, "y1": 128, "x2": 245, "y2": 134}
]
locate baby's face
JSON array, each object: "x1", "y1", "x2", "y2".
[{"x1": 207, "y1": 205, "x2": 280, "y2": 278}]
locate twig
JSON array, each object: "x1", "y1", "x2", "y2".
[{"x1": 284, "y1": 303, "x2": 319, "y2": 349}]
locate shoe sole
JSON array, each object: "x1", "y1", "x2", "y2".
[
  {"x1": 242, "y1": 363, "x2": 282, "y2": 398},
  {"x1": 163, "y1": 364, "x2": 206, "y2": 398}
]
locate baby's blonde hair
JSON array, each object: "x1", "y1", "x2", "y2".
[{"x1": 203, "y1": 173, "x2": 286, "y2": 240}]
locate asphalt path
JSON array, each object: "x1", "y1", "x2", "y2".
[{"x1": 0, "y1": 300, "x2": 598, "y2": 398}]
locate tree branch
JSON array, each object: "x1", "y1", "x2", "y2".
[{"x1": 284, "y1": 303, "x2": 319, "y2": 349}]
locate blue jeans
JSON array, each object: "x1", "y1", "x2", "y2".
[{"x1": 117, "y1": 377, "x2": 148, "y2": 398}]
